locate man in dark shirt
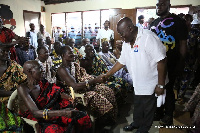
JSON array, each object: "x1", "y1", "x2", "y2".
[
  {"x1": 149, "y1": 0, "x2": 188, "y2": 126},
  {"x1": 16, "y1": 40, "x2": 36, "y2": 66}
]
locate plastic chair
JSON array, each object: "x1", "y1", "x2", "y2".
[
  {"x1": 69, "y1": 87, "x2": 96, "y2": 131},
  {"x1": 7, "y1": 90, "x2": 40, "y2": 133}
]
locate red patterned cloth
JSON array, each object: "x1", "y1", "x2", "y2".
[
  {"x1": 0, "y1": 27, "x2": 15, "y2": 43},
  {"x1": 0, "y1": 27, "x2": 18, "y2": 62},
  {"x1": 20, "y1": 80, "x2": 91, "y2": 133}
]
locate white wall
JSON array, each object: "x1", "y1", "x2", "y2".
[
  {"x1": 1, "y1": 0, "x2": 199, "y2": 36},
  {"x1": 0, "y1": 0, "x2": 45, "y2": 36},
  {"x1": 45, "y1": 0, "x2": 200, "y2": 35}
]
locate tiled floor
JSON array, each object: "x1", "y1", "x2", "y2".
[{"x1": 105, "y1": 92, "x2": 160, "y2": 133}]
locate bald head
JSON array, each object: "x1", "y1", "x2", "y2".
[
  {"x1": 23, "y1": 60, "x2": 40, "y2": 75},
  {"x1": 117, "y1": 17, "x2": 136, "y2": 43},
  {"x1": 117, "y1": 17, "x2": 133, "y2": 29}
]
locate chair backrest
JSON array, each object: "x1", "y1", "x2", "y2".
[
  {"x1": 69, "y1": 86, "x2": 86, "y2": 106},
  {"x1": 69, "y1": 87, "x2": 95, "y2": 122},
  {"x1": 7, "y1": 90, "x2": 40, "y2": 133},
  {"x1": 7, "y1": 90, "x2": 18, "y2": 112}
]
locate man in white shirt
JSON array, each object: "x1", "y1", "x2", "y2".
[
  {"x1": 102, "y1": 17, "x2": 167, "y2": 133},
  {"x1": 54, "y1": 27, "x2": 62, "y2": 42},
  {"x1": 96, "y1": 20, "x2": 114, "y2": 50},
  {"x1": 37, "y1": 24, "x2": 51, "y2": 44},
  {"x1": 79, "y1": 38, "x2": 90, "y2": 57},
  {"x1": 26, "y1": 23, "x2": 38, "y2": 49}
]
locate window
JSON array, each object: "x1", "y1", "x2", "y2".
[
  {"x1": 66, "y1": 12, "x2": 82, "y2": 45},
  {"x1": 83, "y1": 10, "x2": 100, "y2": 44},
  {"x1": 51, "y1": 9, "x2": 110, "y2": 46},
  {"x1": 52, "y1": 13, "x2": 65, "y2": 41}
]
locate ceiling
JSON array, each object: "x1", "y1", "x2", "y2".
[{"x1": 41, "y1": 0, "x2": 85, "y2": 5}]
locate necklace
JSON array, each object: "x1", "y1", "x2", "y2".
[{"x1": 62, "y1": 62, "x2": 75, "y2": 78}]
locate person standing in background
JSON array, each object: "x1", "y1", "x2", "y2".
[
  {"x1": 96, "y1": 20, "x2": 114, "y2": 50},
  {"x1": 37, "y1": 24, "x2": 51, "y2": 44},
  {"x1": 136, "y1": 15, "x2": 145, "y2": 28},
  {"x1": 26, "y1": 23, "x2": 38, "y2": 50},
  {"x1": 149, "y1": 0, "x2": 188, "y2": 126}
]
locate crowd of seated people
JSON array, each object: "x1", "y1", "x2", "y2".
[
  {"x1": 0, "y1": 19, "x2": 134, "y2": 132},
  {"x1": 1, "y1": 12, "x2": 200, "y2": 133}
]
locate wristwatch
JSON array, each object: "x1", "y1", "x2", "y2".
[{"x1": 156, "y1": 84, "x2": 165, "y2": 89}]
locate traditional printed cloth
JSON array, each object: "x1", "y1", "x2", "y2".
[
  {"x1": 98, "y1": 52, "x2": 133, "y2": 86},
  {"x1": 73, "y1": 47, "x2": 83, "y2": 64},
  {"x1": 0, "y1": 60, "x2": 27, "y2": 104},
  {"x1": 184, "y1": 83, "x2": 200, "y2": 129},
  {"x1": 0, "y1": 60, "x2": 26, "y2": 132},
  {"x1": 20, "y1": 80, "x2": 91, "y2": 133},
  {"x1": 0, "y1": 27, "x2": 18, "y2": 62},
  {"x1": 58, "y1": 62, "x2": 117, "y2": 122},
  {"x1": 0, "y1": 102, "x2": 23, "y2": 133},
  {"x1": 92, "y1": 55, "x2": 129, "y2": 99},
  {"x1": 51, "y1": 50, "x2": 62, "y2": 71},
  {"x1": 176, "y1": 28, "x2": 200, "y2": 98}
]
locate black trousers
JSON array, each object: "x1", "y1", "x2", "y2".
[
  {"x1": 133, "y1": 93, "x2": 156, "y2": 132},
  {"x1": 164, "y1": 80, "x2": 175, "y2": 117}
]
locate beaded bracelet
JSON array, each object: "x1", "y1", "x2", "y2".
[
  {"x1": 45, "y1": 109, "x2": 50, "y2": 120},
  {"x1": 43, "y1": 109, "x2": 46, "y2": 119},
  {"x1": 43, "y1": 109, "x2": 50, "y2": 120}
]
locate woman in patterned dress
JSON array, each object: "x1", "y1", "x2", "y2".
[
  {"x1": 56, "y1": 45, "x2": 117, "y2": 126},
  {"x1": 0, "y1": 44, "x2": 27, "y2": 132}
]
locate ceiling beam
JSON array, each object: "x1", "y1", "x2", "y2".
[{"x1": 42, "y1": 0, "x2": 85, "y2": 5}]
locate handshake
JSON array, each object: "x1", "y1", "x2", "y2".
[{"x1": 94, "y1": 74, "x2": 109, "y2": 84}]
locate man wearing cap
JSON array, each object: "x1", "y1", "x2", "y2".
[{"x1": 136, "y1": 15, "x2": 145, "y2": 28}]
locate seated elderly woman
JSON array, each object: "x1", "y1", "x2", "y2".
[
  {"x1": 17, "y1": 60, "x2": 92, "y2": 133},
  {"x1": 56, "y1": 45, "x2": 117, "y2": 128},
  {"x1": 80, "y1": 44, "x2": 131, "y2": 103},
  {"x1": 36, "y1": 45, "x2": 56, "y2": 83},
  {"x1": 0, "y1": 44, "x2": 27, "y2": 132}
]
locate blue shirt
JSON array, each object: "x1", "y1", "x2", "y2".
[{"x1": 16, "y1": 47, "x2": 36, "y2": 66}]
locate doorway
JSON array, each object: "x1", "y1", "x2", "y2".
[{"x1": 23, "y1": 10, "x2": 41, "y2": 35}]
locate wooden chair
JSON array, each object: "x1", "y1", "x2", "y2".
[{"x1": 7, "y1": 90, "x2": 40, "y2": 133}]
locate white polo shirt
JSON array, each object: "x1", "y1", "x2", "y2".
[
  {"x1": 96, "y1": 28, "x2": 114, "y2": 48},
  {"x1": 118, "y1": 28, "x2": 166, "y2": 95}
]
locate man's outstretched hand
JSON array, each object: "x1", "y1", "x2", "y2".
[{"x1": 95, "y1": 74, "x2": 109, "y2": 84}]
